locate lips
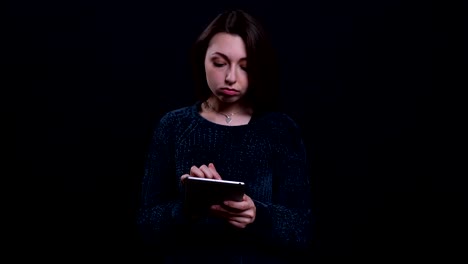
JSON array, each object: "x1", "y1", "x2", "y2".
[{"x1": 220, "y1": 88, "x2": 239, "y2": 96}]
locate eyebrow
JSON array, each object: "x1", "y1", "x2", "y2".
[{"x1": 211, "y1": 52, "x2": 247, "y2": 62}]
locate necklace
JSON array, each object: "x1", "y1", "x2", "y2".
[{"x1": 204, "y1": 101, "x2": 240, "y2": 124}]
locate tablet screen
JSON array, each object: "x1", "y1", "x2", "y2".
[{"x1": 184, "y1": 176, "x2": 245, "y2": 213}]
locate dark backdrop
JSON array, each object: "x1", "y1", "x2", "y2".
[{"x1": 10, "y1": 0, "x2": 465, "y2": 262}]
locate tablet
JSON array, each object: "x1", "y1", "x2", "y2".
[{"x1": 184, "y1": 176, "x2": 245, "y2": 213}]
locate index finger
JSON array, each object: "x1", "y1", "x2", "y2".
[
  {"x1": 208, "y1": 163, "x2": 222, "y2": 180},
  {"x1": 189, "y1": 165, "x2": 205, "y2": 177}
]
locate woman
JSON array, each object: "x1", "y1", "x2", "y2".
[{"x1": 137, "y1": 9, "x2": 312, "y2": 263}]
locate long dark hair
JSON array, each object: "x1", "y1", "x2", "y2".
[{"x1": 190, "y1": 9, "x2": 280, "y2": 113}]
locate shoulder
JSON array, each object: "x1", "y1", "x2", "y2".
[
  {"x1": 252, "y1": 111, "x2": 304, "y2": 142},
  {"x1": 161, "y1": 104, "x2": 195, "y2": 120},
  {"x1": 158, "y1": 103, "x2": 197, "y2": 126},
  {"x1": 150, "y1": 103, "x2": 199, "y2": 137},
  {"x1": 257, "y1": 111, "x2": 301, "y2": 131},
  {"x1": 256, "y1": 111, "x2": 307, "y2": 152}
]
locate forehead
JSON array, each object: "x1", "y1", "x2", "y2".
[{"x1": 206, "y1": 32, "x2": 247, "y2": 60}]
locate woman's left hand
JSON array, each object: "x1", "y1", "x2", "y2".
[{"x1": 210, "y1": 194, "x2": 256, "y2": 229}]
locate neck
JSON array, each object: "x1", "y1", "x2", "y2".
[
  {"x1": 204, "y1": 98, "x2": 246, "y2": 115},
  {"x1": 203, "y1": 98, "x2": 253, "y2": 125}
]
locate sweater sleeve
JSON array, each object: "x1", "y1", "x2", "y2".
[
  {"x1": 249, "y1": 114, "x2": 313, "y2": 253},
  {"x1": 136, "y1": 113, "x2": 186, "y2": 247}
]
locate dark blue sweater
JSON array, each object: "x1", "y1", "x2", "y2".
[{"x1": 137, "y1": 101, "x2": 312, "y2": 263}]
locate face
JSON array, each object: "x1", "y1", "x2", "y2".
[{"x1": 204, "y1": 32, "x2": 248, "y2": 104}]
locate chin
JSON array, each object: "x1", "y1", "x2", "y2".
[{"x1": 216, "y1": 95, "x2": 242, "y2": 104}]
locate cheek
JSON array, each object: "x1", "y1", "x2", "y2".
[
  {"x1": 238, "y1": 70, "x2": 248, "y2": 85},
  {"x1": 205, "y1": 67, "x2": 222, "y2": 84}
]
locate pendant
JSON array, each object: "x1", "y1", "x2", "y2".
[{"x1": 225, "y1": 116, "x2": 232, "y2": 124}]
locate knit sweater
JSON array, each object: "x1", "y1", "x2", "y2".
[{"x1": 137, "y1": 101, "x2": 312, "y2": 263}]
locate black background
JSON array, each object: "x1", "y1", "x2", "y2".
[{"x1": 10, "y1": 0, "x2": 465, "y2": 262}]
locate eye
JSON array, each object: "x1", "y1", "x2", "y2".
[{"x1": 213, "y1": 62, "x2": 226, "y2": 67}]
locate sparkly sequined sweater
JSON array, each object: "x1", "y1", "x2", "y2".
[{"x1": 137, "y1": 101, "x2": 312, "y2": 263}]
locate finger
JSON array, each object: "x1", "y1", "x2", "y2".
[
  {"x1": 208, "y1": 163, "x2": 222, "y2": 180},
  {"x1": 227, "y1": 218, "x2": 249, "y2": 229},
  {"x1": 210, "y1": 204, "x2": 229, "y2": 213},
  {"x1": 228, "y1": 216, "x2": 250, "y2": 224},
  {"x1": 180, "y1": 174, "x2": 190, "y2": 183},
  {"x1": 189, "y1": 165, "x2": 204, "y2": 177},
  {"x1": 199, "y1": 164, "x2": 214, "y2": 179},
  {"x1": 223, "y1": 197, "x2": 251, "y2": 210},
  {"x1": 209, "y1": 205, "x2": 239, "y2": 218},
  {"x1": 209, "y1": 206, "x2": 241, "y2": 219},
  {"x1": 221, "y1": 201, "x2": 246, "y2": 212},
  {"x1": 211, "y1": 204, "x2": 249, "y2": 217},
  {"x1": 209, "y1": 205, "x2": 225, "y2": 218},
  {"x1": 228, "y1": 221, "x2": 244, "y2": 229}
]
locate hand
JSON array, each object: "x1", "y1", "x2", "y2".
[
  {"x1": 210, "y1": 194, "x2": 256, "y2": 229},
  {"x1": 180, "y1": 163, "x2": 222, "y2": 183}
]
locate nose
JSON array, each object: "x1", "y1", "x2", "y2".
[{"x1": 225, "y1": 66, "x2": 236, "y2": 85}]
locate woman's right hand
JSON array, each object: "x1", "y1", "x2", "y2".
[{"x1": 180, "y1": 162, "x2": 222, "y2": 183}]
